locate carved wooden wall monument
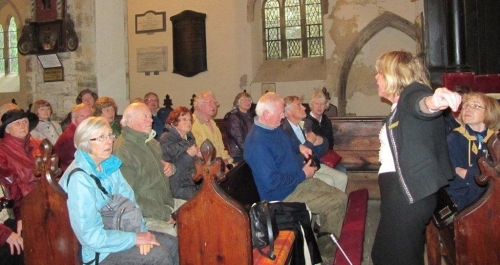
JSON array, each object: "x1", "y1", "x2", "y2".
[{"x1": 17, "y1": 0, "x2": 78, "y2": 55}]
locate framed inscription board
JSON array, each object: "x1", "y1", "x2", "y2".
[
  {"x1": 38, "y1": 54, "x2": 64, "y2": 82},
  {"x1": 170, "y1": 10, "x2": 207, "y2": 77},
  {"x1": 137, "y1": 46, "x2": 168, "y2": 73},
  {"x1": 135, "y1": 10, "x2": 166, "y2": 34}
]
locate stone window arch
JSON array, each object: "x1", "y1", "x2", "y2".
[{"x1": 336, "y1": 12, "x2": 417, "y2": 116}]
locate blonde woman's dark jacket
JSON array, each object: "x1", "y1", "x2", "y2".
[{"x1": 387, "y1": 82, "x2": 453, "y2": 204}]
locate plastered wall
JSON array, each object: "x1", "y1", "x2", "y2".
[{"x1": 1, "y1": 0, "x2": 423, "y2": 119}]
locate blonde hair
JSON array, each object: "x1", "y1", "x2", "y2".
[
  {"x1": 461, "y1": 92, "x2": 500, "y2": 131},
  {"x1": 308, "y1": 91, "x2": 328, "y2": 109},
  {"x1": 375, "y1": 51, "x2": 431, "y2": 97}
]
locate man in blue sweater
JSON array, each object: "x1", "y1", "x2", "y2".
[{"x1": 244, "y1": 92, "x2": 347, "y2": 262}]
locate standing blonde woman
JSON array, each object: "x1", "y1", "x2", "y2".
[
  {"x1": 371, "y1": 51, "x2": 461, "y2": 265},
  {"x1": 30, "y1": 99, "x2": 62, "y2": 145}
]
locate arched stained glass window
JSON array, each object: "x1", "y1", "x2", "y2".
[
  {"x1": 284, "y1": 0, "x2": 302, "y2": 58},
  {"x1": 0, "y1": 25, "x2": 4, "y2": 74},
  {"x1": 263, "y1": 0, "x2": 324, "y2": 60},
  {"x1": 305, "y1": 0, "x2": 323, "y2": 57},
  {"x1": 264, "y1": 0, "x2": 281, "y2": 59},
  {"x1": 8, "y1": 17, "x2": 18, "y2": 74}
]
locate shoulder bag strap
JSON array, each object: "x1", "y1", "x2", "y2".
[
  {"x1": 67, "y1": 168, "x2": 109, "y2": 195},
  {"x1": 257, "y1": 202, "x2": 276, "y2": 260},
  {"x1": 66, "y1": 168, "x2": 104, "y2": 265}
]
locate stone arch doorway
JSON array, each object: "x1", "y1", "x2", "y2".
[{"x1": 336, "y1": 12, "x2": 417, "y2": 116}]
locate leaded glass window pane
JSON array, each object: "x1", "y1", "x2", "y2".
[
  {"x1": 8, "y1": 17, "x2": 18, "y2": 73},
  {"x1": 0, "y1": 26, "x2": 4, "y2": 74},
  {"x1": 264, "y1": 0, "x2": 281, "y2": 59},
  {"x1": 262, "y1": 0, "x2": 324, "y2": 59},
  {"x1": 284, "y1": 0, "x2": 301, "y2": 58},
  {"x1": 305, "y1": 0, "x2": 323, "y2": 57}
]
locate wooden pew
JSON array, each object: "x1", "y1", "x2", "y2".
[
  {"x1": 21, "y1": 140, "x2": 79, "y2": 265},
  {"x1": 176, "y1": 140, "x2": 295, "y2": 265},
  {"x1": 426, "y1": 131, "x2": 500, "y2": 265},
  {"x1": 215, "y1": 116, "x2": 384, "y2": 200},
  {"x1": 183, "y1": 140, "x2": 369, "y2": 265},
  {"x1": 331, "y1": 117, "x2": 383, "y2": 199}
]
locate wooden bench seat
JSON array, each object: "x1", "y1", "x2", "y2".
[
  {"x1": 426, "y1": 131, "x2": 500, "y2": 265},
  {"x1": 253, "y1": 230, "x2": 295, "y2": 265}
]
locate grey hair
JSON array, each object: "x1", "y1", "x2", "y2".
[
  {"x1": 74, "y1": 116, "x2": 111, "y2": 153},
  {"x1": 255, "y1": 92, "x2": 283, "y2": 117},
  {"x1": 283, "y1": 95, "x2": 300, "y2": 117},
  {"x1": 193, "y1": 90, "x2": 215, "y2": 109}
]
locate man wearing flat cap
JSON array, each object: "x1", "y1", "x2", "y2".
[{"x1": 0, "y1": 109, "x2": 40, "y2": 263}]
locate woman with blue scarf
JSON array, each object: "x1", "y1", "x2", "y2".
[{"x1": 59, "y1": 117, "x2": 178, "y2": 264}]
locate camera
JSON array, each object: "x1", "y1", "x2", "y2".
[
  {"x1": 0, "y1": 197, "x2": 14, "y2": 211},
  {"x1": 305, "y1": 154, "x2": 321, "y2": 170}
]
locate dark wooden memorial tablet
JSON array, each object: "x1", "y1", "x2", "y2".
[{"x1": 170, "y1": 10, "x2": 207, "y2": 77}]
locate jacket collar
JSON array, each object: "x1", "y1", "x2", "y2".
[
  {"x1": 122, "y1": 126, "x2": 155, "y2": 143},
  {"x1": 74, "y1": 150, "x2": 122, "y2": 179}
]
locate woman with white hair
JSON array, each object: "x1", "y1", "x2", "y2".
[{"x1": 59, "y1": 117, "x2": 178, "y2": 265}]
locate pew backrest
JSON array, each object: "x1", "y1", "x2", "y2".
[
  {"x1": 177, "y1": 140, "x2": 253, "y2": 265},
  {"x1": 453, "y1": 132, "x2": 500, "y2": 264},
  {"x1": 21, "y1": 140, "x2": 79, "y2": 265}
]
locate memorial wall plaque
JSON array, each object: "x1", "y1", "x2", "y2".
[
  {"x1": 135, "y1": 10, "x2": 166, "y2": 34},
  {"x1": 170, "y1": 10, "x2": 207, "y2": 77},
  {"x1": 137, "y1": 46, "x2": 168, "y2": 73}
]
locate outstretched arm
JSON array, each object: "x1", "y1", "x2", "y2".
[{"x1": 420, "y1": 87, "x2": 462, "y2": 114}]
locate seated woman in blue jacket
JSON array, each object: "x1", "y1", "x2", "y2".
[
  {"x1": 446, "y1": 92, "x2": 500, "y2": 210},
  {"x1": 59, "y1": 117, "x2": 178, "y2": 265}
]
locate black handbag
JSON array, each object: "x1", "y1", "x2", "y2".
[
  {"x1": 269, "y1": 202, "x2": 322, "y2": 265},
  {"x1": 432, "y1": 187, "x2": 459, "y2": 228},
  {"x1": 249, "y1": 201, "x2": 279, "y2": 260}
]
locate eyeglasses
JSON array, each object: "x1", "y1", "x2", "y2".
[
  {"x1": 462, "y1": 103, "x2": 485, "y2": 110},
  {"x1": 145, "y1": 98, "x2": 159, "y2": 102},
  {"x1": 240, "y1": 98, "x2": 253, "y2": 103},
  {"x1": 89, "y1": 132, "x2": 116, "y2": 142},
  {"x1": 202, "y1": 100, "x2": 219, "y2": 106},
  {"x1": 178, "y1": 117, "x2": 192, "y2": 122}
]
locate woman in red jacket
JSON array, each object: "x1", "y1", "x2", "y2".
[{"x1": 0, "y1": 109, "x2": 40, "y2": 265}]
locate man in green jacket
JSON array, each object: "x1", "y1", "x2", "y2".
[{"x1": 113, "y1": 102, "x2": 176, "y2": 236}]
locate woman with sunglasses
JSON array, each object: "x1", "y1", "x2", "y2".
[{"x1": 446, "y1": 92, "x2": 500, "y2": 210}]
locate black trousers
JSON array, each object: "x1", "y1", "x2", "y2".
[
  {"x1": 371, "y1": 172, "x2": 437, "y2": 265},
  {"x1": 0, "y1": 219, "x2": 24, "y2": 265}
]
